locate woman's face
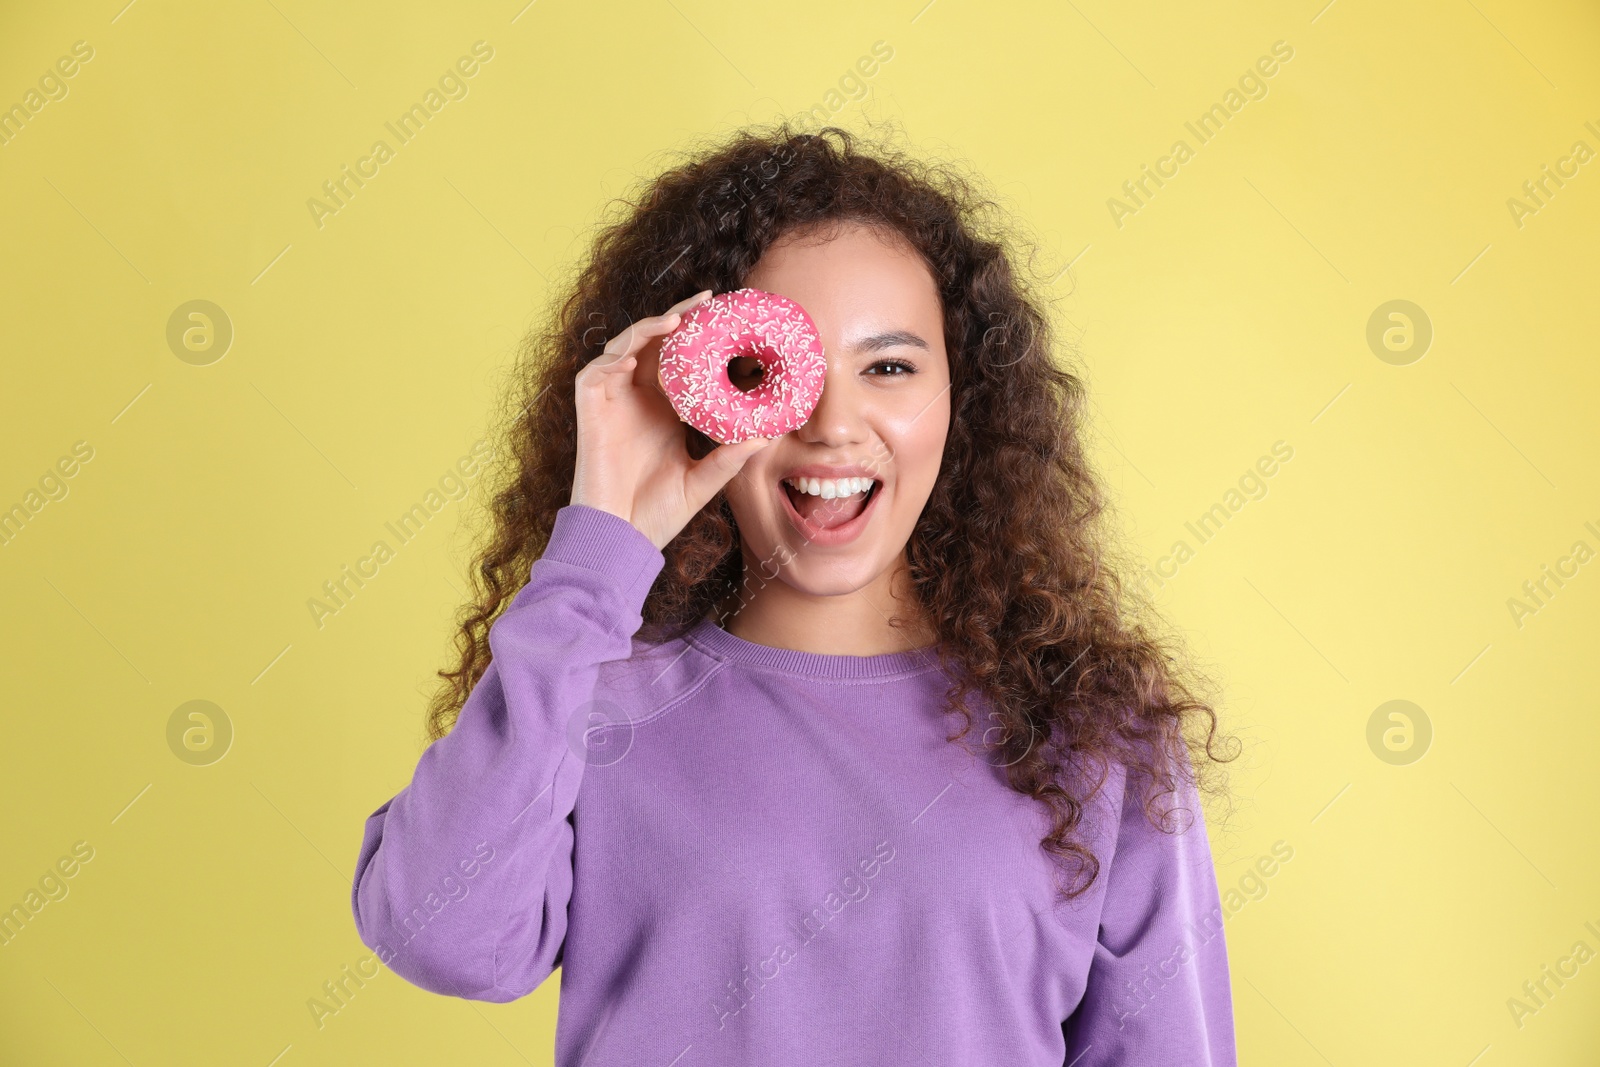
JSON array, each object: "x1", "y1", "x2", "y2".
[{"x1": 721, "y1": 220, "x2": 952, "y2": 599}]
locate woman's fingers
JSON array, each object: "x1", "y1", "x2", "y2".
[
  {"x1": 601, "y1": 313, "x2": 677, "y2": 360},
  {"x1": 572, "y1": 292, "x2": 720, "y2": 536},
  {"x1": 593, "y1": 291, "x2": 715, "y2": 392},
  {"x1": 597, "y1": 354, "x2": 637, "y2": 401},
  {"x1": 666, "y1": 289, "x2": 713, "y2": 316},
  {"x1": 579, "y1": 291, "x2": 712, "y2": 404},
  {"x1": 603, "y1": 290, "x2": 710, "y2": 357},
  {"x1": 580, "y1": 317, "x2": 673, "y2": 392},
  {"x1": 683, "y1": 436, "x2": 774, "y2": 510},
  {"x1": 588, "y1": 291, "x2": 711, "y2": 366}
]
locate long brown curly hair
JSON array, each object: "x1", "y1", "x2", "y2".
[{"x1": 427, "y1": 118, "x2": 1238, "y2": 902}]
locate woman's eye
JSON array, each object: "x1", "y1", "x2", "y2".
[{"x1": 866, "y1": 359, "x2": 916, "y2": 376}]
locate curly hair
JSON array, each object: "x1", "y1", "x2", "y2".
[{"x1": 426, "y1": 118, "x2": 1239, "y2": 903}]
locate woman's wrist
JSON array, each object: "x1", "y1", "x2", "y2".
[{"x1": 569, "y1": 498, "x2": 668, "y2": 551}]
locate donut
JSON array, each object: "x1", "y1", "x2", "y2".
[{"x1": 656, "y1": 287, "x2": 828, "y2": 445}]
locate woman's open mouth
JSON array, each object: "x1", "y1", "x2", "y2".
[{"x1": 779, "y1": 475, "x2": 882, "y2": 546}]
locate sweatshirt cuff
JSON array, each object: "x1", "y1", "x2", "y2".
[{"x1": 536, "y1": 504, "x2": 666, "y2": 609}]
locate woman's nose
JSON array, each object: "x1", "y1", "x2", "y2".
[{"x1": 797, "y1": 362, "x2": 867, "y2": 447}]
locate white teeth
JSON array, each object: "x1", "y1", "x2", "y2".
[{"x1": 785, "y1": 476, "x2": 874, "y2": 499}]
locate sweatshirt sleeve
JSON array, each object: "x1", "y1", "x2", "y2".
[
  {"x1": 1062, "y1": 764, "x2": 1238, "y2": 1066},
  {"x1": 350, "y1": 503, "x2": 664, "y2": 1002}
]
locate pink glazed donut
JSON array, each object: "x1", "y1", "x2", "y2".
[{"x1": 656, "y1": 288, "x2": 827, "y2": 445}]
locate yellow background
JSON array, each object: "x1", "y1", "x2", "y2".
[{"x1": 2, "y1": 0, "x2": 1598, "y2": 1063}]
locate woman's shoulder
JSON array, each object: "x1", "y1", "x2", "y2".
[
  {"x1": 1055, "y1": 733, "x2": 1209, "y2": 853},
  {"x1": 587, "y1": 619, "x2": 719, "y2": 717}
]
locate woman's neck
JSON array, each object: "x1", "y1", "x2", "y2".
[{"x1": 713, "y1": 556, "x2": 936, "y2": 656}]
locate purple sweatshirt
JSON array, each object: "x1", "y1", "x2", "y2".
[{"x1": 351, "y1": 504, "x2": 1236, "y2": 1065}]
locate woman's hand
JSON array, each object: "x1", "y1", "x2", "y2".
[{"x1": 571, "y1": 290, "x2": 775, "y2": 551}]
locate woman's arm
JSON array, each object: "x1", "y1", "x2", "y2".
[
  {"x1": 349, "y1": 503, "x2": 664, "y2": 1002},
  {"x1": 1062, "y1": 765, "x2": 1238, "y2": 1066}
]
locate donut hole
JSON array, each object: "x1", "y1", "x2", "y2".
[{"x1": 726, "y1": 355, "x2": 767, "y2": 394}]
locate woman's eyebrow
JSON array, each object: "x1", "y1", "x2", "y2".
[{"x1": 848, "y1": 330, "x2": 930, "y2": 353}]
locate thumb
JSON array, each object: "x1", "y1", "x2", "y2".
[{"x1": 685, "y1": 436, "x2": 774, "y2": 506}]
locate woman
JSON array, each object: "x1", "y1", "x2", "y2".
[{"x1": 351, "y1": 121, "x2": 1239, "y2": 1065}]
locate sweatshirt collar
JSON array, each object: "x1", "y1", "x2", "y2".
[{"x1": 685, "y1": 616, "x2": 945, "y2": 680}]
